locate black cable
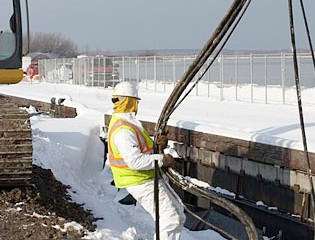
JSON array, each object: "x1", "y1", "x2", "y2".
[
  {"x1": 154, "y1": 0, "x2": 249, "y2": 140},
  {"x1": 154, "y1": 160, "x2": 160, "y2": 240},
  {"x1": 161, "y1": 170, "x2": 237, "y2": 239},
  {"x1": 169, "y1": 0, "x2": 252, "y2": 119},
  {"x1": 299, "y1": 0, "x2": 315, "y2": 79},
  {"x1": 162, "y1": 169, "x2": 258, "y2": 240},
  {"x1": 184, "y1": 205, "x2": 236, "y2": 240},
  {"x1": 153, "y1": 0, "x2": 258, "y2": 239},
  {"x1": 287, "y1": 0, "x2": 315, "y2": 233}
]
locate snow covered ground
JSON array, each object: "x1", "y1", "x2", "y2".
[{"x1": 1, "y1": 79, "x2": 315, "y2": 239}]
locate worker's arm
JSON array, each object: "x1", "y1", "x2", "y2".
[{"x1": 114, "y1": 129, "x2": 163, "y2": 170}]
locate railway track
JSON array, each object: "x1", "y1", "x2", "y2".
[
  {"x1": 0, "y1": 94, "x2": 33, "y2": 186},
  {"x1": 0, "y1": 93, "x2": 77, "y2": 187}
]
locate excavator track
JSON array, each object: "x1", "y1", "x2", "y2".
[{"x1": 0, "y1": 94, "x2": 32, "y2": 187}]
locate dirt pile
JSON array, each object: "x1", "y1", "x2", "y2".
[{"x1": 0, "y1": 165, "x2": 97, "y2": 240}]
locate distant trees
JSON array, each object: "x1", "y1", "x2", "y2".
[{"x1": 29, "y1": 32, "x2": 79, "y2": 58}]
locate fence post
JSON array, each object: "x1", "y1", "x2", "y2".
[
  {"x1": 184, "y1": 56, "x2": 187, "y2": 96},
  {"x1": 79, "y1": 58, "x2": 82, "y2": 86},
  {"x1": 75, "y1": 58, "x2": 78, "y2": 85},
  {"x1": 128, "y1": 57, "x2": 131, "y2": 82},
  {"x1": 145, "y1": 57, "x2": 148, "y2": 90},
  {"x1": 264, "y1": 54, "x2": 268, "y2": 104},
  {"x1": 173, "y1": 55, "x2": 176, "y2": 88},
  {"x1": 235, "y1": 55, "x2": 238, "y2": 101},
  {"x1": 196, "y1": 71, "x2": 199, "y2": 97},
  {"x1": 121, "y1": 56, "x2": 125, "y2": 82},
  {"x1": 84, "y1": 58, "x2": 87, "y2": 86},
  {"x1": 250, "y1": 53, "x2": 253, "y2": 103},
  {"x1": 42, "y1": 60, "x2": 46, "y2": 82},
  {"x1": 54, "y1": 59, "x2": 57, "y2": 84},
  {"x1": 298, "y1": 53, "x2": 301, "y2": 81},
  {"x1": 162, "y1": 56, "x2": 166, "y2": 93},
  {"x1": 220, "y1": 54, "x2": 224, "y2": 101},
  {"x1": 207, "y1": 57, "x2": 211, "y2": 98},
  {"x1": 154, "y1": 55, "x2": 157, "y2": 92},
  {"x1": 137, "y1": 56, "x2": 140, "y2": 85},
  {"x1": 103, "y1": 57, "x2": 106, "y2": 88},
  {"x1": 184, "y1": 56, "x2": 186, "y2": 88},
  {"x1": 281, "y1": 52, "x2": 286, "y2": 104}
]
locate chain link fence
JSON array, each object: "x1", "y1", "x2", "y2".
[{"x1": 38, "y1": 53, "x2": 315, "y2": 105}]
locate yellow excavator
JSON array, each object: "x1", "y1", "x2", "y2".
[
  {"x1": 0, "y1": 0, "x2": 27, "y2": 83},
  {"x1": 0, "y1": 0, "x2": 32, "y2": 186}
]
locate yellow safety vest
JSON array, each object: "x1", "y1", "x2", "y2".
[{"x1": 108, "y1": 114, "x2": 154, "y2": 188}]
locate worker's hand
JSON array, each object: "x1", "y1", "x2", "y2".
[
  {"x1": 162, "y1": 154, "x2": 176, "y2": 168},
  {"x1": 157, "y1": 131, "x2": 169, "y2": 151}
]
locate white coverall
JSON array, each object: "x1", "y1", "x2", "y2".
[{"x1": 112, "y1": 112, "x2": 186, "y2": 240}]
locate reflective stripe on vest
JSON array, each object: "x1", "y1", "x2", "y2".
[{"x1": 108, "y1": 118, "x2": 153, "y2": 169}]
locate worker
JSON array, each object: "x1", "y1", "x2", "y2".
[{"x1": 107, "y1": 81, "x2": 185, "y2": 240}]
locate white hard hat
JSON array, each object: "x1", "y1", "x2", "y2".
[{"x1": 113, "y1": 81, "x2": 140, "y2": 100}]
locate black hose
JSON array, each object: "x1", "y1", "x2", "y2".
[
  {"x1": 153, "y1": 0, "x2": 249, "y2": 140},
  {"x1": 170, "y1": 0, "x2": 252, "y2": 118},
  {"x1": 154, "y1": 160, "x2": 160, "y2": 240},
  {"x1": 164, "y1": 169, "x2": 258, "y2": 240},
  {"x1": 153, "y1": 0, "x2": 258, "y2": 239}
]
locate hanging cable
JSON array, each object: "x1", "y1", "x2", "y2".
[
  {"x1": 154, "y1": 160, "x2": 160, "y2": 240},
  {"x1": 168, "y1": 0, "x2": 252, "y2": 119},
  {"x1": 161, "y1": 169, "x2": 258, "y2": 240},
  {"x1": 287, "y1": 0, "x2": 315, "y2": 235},
  {"x1": 299, "y1": 0, "x2": 315, "y2": 79},
  {"x1": 153, "y1": 0, "x2": 258, "y2": 239},
  {"x1": 154, "y1": 1, "x2": 249, "y2": 141}
]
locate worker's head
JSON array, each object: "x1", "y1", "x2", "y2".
[{"x1": 112, "y1": 81, "x2": 140, "y2": 113}]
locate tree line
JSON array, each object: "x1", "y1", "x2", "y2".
[
  {"x1": 28, "y1": 32, "x2": 79, "y2": 58},
  {"x1": 26, "y1": 32, "x2": 161, "y2": 58}
]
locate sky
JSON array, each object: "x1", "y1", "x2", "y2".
[
  {"x1": 1, "y1": 79, "x2": 315, "y2": 239},
  {"x1": 23, "y1": 0, "x2": 315, "y2": 51}
]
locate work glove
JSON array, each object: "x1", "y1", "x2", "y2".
[
  {"x1": 162, "y1": 154, "x2": 176, "y2": 168},
  {"x1": 157, "y1": 131, "x2": 169, "y2": 151}
]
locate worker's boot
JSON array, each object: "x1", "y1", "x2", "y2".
[{"x1": 118, "y1": 193, "x2": 137, "y2": 206}]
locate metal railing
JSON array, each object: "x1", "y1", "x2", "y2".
[{"x1": 38, "y1": 52, "x2": 315, "y2": 105}]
